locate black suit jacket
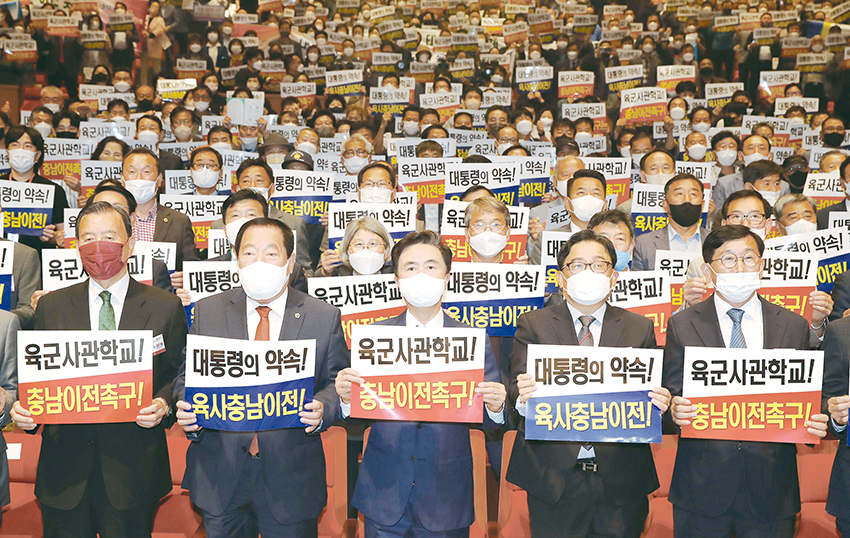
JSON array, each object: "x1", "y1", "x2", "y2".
[
  {"x1": 830, "y1": 269, "x2": 850, "y2": 322},
  {"x1": 662, "y1": 293, "x2": 810, "y2": 521},
  {"x1": 172, "y1": 287, "x2": 347, "y2": 522},
  {"x1": 159, "y1": 150, "x2": 185, "y2": 172},
  {"x1": 31, "y1": 277, "x2": 188, "y2": 511},
  {"x1": 505, "y1": 302, "x2": 660, "y2": 506},
  {"x1": 816, "y1": 199, "x2": 847, "y2": 230},
  {"x1": 154, "y1": 203, "x2": 199, "y2": 271},
  {"x1": 820, "y1": 317, "x2": 850, "y2": 520},
  {"x1": 35, "y1": 32, "x2": 81, "y2": 76}
]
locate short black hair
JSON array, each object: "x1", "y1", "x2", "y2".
[
  {"x1": 222, "y1": 188, "x2": 269, "y2": 222},
  {"x1": 53, "y1": 111, "x2": 80, "y2": 129},
  {"x1": 588, "y1": 209, "x2": 635, "y2": 240},
  {"x1": 463, "y1": 155, "x2": 492, "y2": 164},
  {"x1": 124, "y1": 147, "x2": 161, "y2": 175},
  {"x1": 710, "y1": 130, "x2": 740, "y2": 151},
  {"x1": 460, "y1": 185, "x2": 496, "y2": 201},
  {"x1": 702, "y1": 224, "x2": 764, "y2": 263},
  {"x1": 485, "y1": 105, "x2": 509, "y2": 123},
  {"x1": 503, "y1": 144, "x2": 530, "y2": 156},
  {"x1": 742, "y1": 159, "x2": 783, "y2": 186},
  {"x1": 236, "y1": 157, "x2": 274, "y2": 184},
  {"x1": 189, "y1": 145, "x2": 223, "y2": 168},
  {"x1": 92, "y1": 136, "x2": 130, "y2": 160},
  {"x1": 390, "y1": 230, "x2": 453, "y2": 276},
  {"x1": 136, "y1": 114, "x2": 163, "y2": 132},
  {"x1": 664, "y1": 173, "x2": 704, "y2": 196},
  {"x1": 567, "y1": 169, "x2": 606, "y2": 196},
  {"x1": 721, "y1": 189, "x2": 772, "y2": 219},
  {"x1": 207, "y1": 125, "x2": 232, "y2": 142},
  {"x1": 170, "y1": 106, "x2": 197, "y2": 124},
  {"x1": 556, "y1": 229, "x2": 617, "y2": 270},
  {"x1": 90, "y1": 184, "x2": 137, "y2": 215},
  {"x1": 235, "y1": 217, "x2": 295, "y2": 258},
  {"x1": 5, "y1": 126, "x2": 45, "y2": 171},
  {"x1": 357, "y1": 161, "x2": 396, "y2": 188}
]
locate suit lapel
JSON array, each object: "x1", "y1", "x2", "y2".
[
  {"x1": 154, "y1": 204, "x2": 172, "y2": 241},
  {"x1": 229, "y1": 290, "x2": 250, "y2": 340},
  {"x1": 68, "y1": 283, "x2": 92, "y2": 330},
  {"x1": 117, "y1": 279, "x2": 150, "y2": 330},
  {"x1": 549, "y1": 301, "x2": 578, "y2": 345},
  {"x1": 655, "y1": 228, "x2": 670, "y2": 251},
  {"x1": 688, "y1": 295, "x2": 725, "y2": 347},
  {"x1": 280, "y1": 289, "x2": 306, "y2": 340},
  {"x1": 599, "y1": 306, "x2": 625, "y2": 347},
  {"x1": 760, "y1": 296, "x2": 786, "y2": 349}
]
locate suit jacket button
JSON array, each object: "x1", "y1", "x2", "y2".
[
  {"x1": 417, "y1": 423, "x2": 423, "y2": 429},
  {"x1": 242, "y1": 446, "x2": 248, "y2": 452},
  {"x1": 410, "y1": 456, "x2": 415, "y2": 461},
  {"x1": 737, "y1": 442, "x2": 743, "y2": 450}
]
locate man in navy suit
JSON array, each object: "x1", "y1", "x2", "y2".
[
  {"x1": 335, "y1": 230, "x2": 507, "y2": 538},
  {"x1": 173, "y1": 218, "x2": 347, "y2": 538}
]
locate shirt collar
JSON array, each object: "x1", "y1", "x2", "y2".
[
  {"x1": 668, "y1": 224, "x2": 701, "y2": 243},
  {"x1": 406, "y1": 309, "x2": 444, "y2": 328},
  {"x1": 565, "y1": 300, "x2": 607, "y2": 326},
  {"x1": 88, "y1": 271, "x2": 131, "y2": 308},
  {"x1": 714, "y1": 289, "x2": 762, "y2": 323},
  {"x1": 136, "y1": 203, "x2": 158, "y2": 222},
  {"x1": 246, "y1": 287, "x2": 290, "y2": 321}
]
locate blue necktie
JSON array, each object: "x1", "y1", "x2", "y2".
[{"x1": 727, "y1": 308, "x2": 747, "y2": 349}]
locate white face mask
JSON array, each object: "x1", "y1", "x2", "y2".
[
  {"x1": 173, "y1": 125, "x2": 193, "y2": 141},
  {"x1": 645, "y1": 171, "x2": 675, "y2": 185},
  {"x1": 620, "y1": 146, "x2": 631, "y2": 158},
  {"x1": 812, "y1": 43, "x2": 824, "y2": 53},
  {"x1": 359, "y1": 186, "x2": 393, "y2": 203},
  {"x1": 712, "y1": 269, "x2": 761, "y2": 304},
  {"x1": 317, "y1": 38, "x2": 327, "y2": 46},
  {"x1": 465, "y1": 98, "x2": 481, "y2": 110},
  {"x1": 239, "y1": 261, "x2": 290, "y2": 301},
  {"x1": 124, "y1": 179, "x2": 158, "y2": 203},
  {"x1": 44, "y1": 103, "x2": 61, "y2": 114},
  {"x1": 784, "y1": 219, "x2": 817, "y2": 235},
  {"x1": 241, "y1": 137, "x2": 259, "y2": 151},
  {"x1": 540, "y1": 117, "x2": 553, "y2": 130},
  {"x1": 344, "y1": 47, "x2": 355, "y2": 57},
  {"x1": 232, "y1": 46, "x2": 243, "y2": 55},
  {"x1": 211, "y1": 142, "x2": 232, "y2": 152},
  {"x1": 648, "y1": 21, "x2": 659, "y2": 31},
  {"x1": 565, "y1": 269, "x2": 612, "y2": 306},
  {"x1": 190, "y1": 44, "x2": 202, "y2": 53},
  {"x1": 8, "y1": 149, "x2": 35, "y2": 173},
  {"x1": 642, "y1": 43, "x2": 654, "y2": 53},
  {"x1": 743, "y1": 152, "x2": 768, "y2": 165},
  {"x1": 491, "y1": 74, "x2": 504, "y2": 83},
  {"x1": 194, "y1": 101, "x2": 210, "y2": 113},
  {"x1": 631, "y1": 152, "x2": 645, "y2": 168},
  {"x1": 308, "y1": 52, "x2": 319, "y2": 62},
  {"x1": 114, "y1": 81, "x2": 132, "y2": 93},
  {"x1": 529, "y1": 50, "x2": 541, "y2": 60},
  {"x1": 344, "y1": 156, "x2": 369, "y2": 175},
  {"x1": 137, "y1": 130, "x2": 160, "y2": 144},
  {"x1": 252, "y1": 60, "x2": 264, "y2": 71},
  {"x1": 567, "y1": 51, "x2": 578, "y2": 60},
  {"x1": 468, "y1": 230, "x2": 508, "y2": 258},
  {"x1": 757, "y1": 189, "x2": 779, "y2": 205},
  {"x1": 192, "y1": 167, "x2": 219, "y2": 189},
  {"x1": 670, "y1": 107, "x2": 686, "y2": 121},
  {"x1": 683, "y1": 52, "x2": 694, "y2": 62},
  {"x1": 402, "y1": 121, "x2": 419, "y2": 136},
  {"x1": 206, "y1": 83, "x2": 219, "y2": 94},
  {"x1": 348, "y1": 248, "x2": 385, "y2": 275},
  {"x1": 687, "y1": 144, "x2": 707, "y2": 160},
  {"x1": 266, "y1": 154, "x2": 286, "y2": 165},
  {"x1": 222, "y1": 26, "x2": 232, "y2": 35},
  {"x1": 692, "y1": 121, "x2": 710, "y2": 133},
  {"x1": 296, "y1": 141, "x2": 318, "y2": 155},
  {"x1": 497, "y1": 142, "x2": 513, "y2": 155},
  {"x1": 397, "y1": 272, "x2": 446, "y2": 307},
  {"x1": 574, "y1": 131, "x2": 593, "y2": 142},
  {"x1": 225, "y1": 217, "x2": 250, "y2": 242},
  {"x1": 248, "y1": 186, "x2": 271, "y2": 200},
  {"x1": 716, "y1": 148, "x2": 737, "y2": 166},
  {"x1": 33, "y1": 122, "x2": 52, "y2": 138},
  {"x1": 568, "y1": 194, "x2": 605, "y2": 222}
]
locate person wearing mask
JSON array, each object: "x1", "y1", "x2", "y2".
[
  {"x1": 464, "y1": 196, "x2": 515, "y2": 264},
  {"x1": 664, "y1": 225, "x2": 829, "y2": 538},
  {"x1": 202, "y1": 74, "x2": 226, "y2": 114},
  {"x1": 140, "y1": 0, "x2": 167, "y2": 86},
  {"x1": 29, "y1": 107, "x2": 55, "y2": 140},
  {"x1": 528, "y1": 155, "x2": 585, "y2": 256},
  {"x1": 106, "y1": 99, "x2": 131, "y2": 122},
  {"x1": 294, "y1": 128, "x2": 320, "y2": 156},
  {"x1": 783, "y1": 155, "x2": 809, "y2": 194},
  {"x1": 398, "y1": 106, "x2": 422, "y2": 139},
  {"x1": 821, "y1": 116, "x2": 847, "y2": 149},
  {"x1": 683, "y1": 131, "x2": 709, "y2": 163},
  {"x1": 633, "y1": 173, "x2": 709, "y2": 271},
  {"x1": 80, "y1": 15, "x2": 112, "y2": 75},
  {"x1": 173, "y1": 218, "x2": 346, "y2": 538},
  {"x1": 340, "y1": 134, "x2": 372, "y2": 176},
  {"x1": 618, "y1": 149, "x2": 677, "y2": 215},
  {"x1": 107, "y1": 3, "x2": 139, "y2": 71},
  {"x1": 33, "y1": 10, "x2": 82, "y2": 99},
  {"x1": 496, "y1": 126, "x2": 520, "y2": 156},
  {"x1": 318, "y1": 216, "x2": 394, "y2": 277},
  {"x1": 588, "y1": 209, "x2": 637, "y2": 273},
  {"x1": 186, "y1": 146, "x2": 225, "y2": 196},
  {"x1": 207, "y1": 126, "x2": 233, "y2": 153},
  {"x1": 257, "y1": 133, "x2": 291, "y2": 167},
  {"x1": 111, "y1": 68, "x2": 134, "y2": 95},
  {"x1": 311, "y1": 110, "x2": 337, "y2": 139},
  {"x1": 10, "y1": 200, "x2": 188, "y2": 537},
  {"x1": 227, "y1": 38, "x2": 245, "y2": 67},
  {"x1": 510, "y1": 227, "x2": 671, "y2": 538},
  {"x1": 136, "y1": 115, "x2": 185, "y2": 171},
  {"x1": 817, "y1": 155, "x2": 850, "y2": 229},
  {"x1": 697, "y1": 57, "x2": 726, "y2": 97},
  {"x1": 170, "y1": 106, "x2": 202, "y2": 143},
  {"x1": 774, "y1": 193, "x2": 818, "y2": 237},
  {"x1": 178, "y1": 33, "x2": 216, "y2": 72},
  {"x1": 234, "y1": 49, "x2": 265, "y2": 88},
  {"x1": 485, "y1": 106, "x2": 509, "y2": 140},
  {"x1": 335, "y1": 230, "x2": 506, "y2": 538},
  {"x1": 741, "y1": 159, "x2": 784, "y2": 207},
  {"x1": 269, "y1": 19, "x2": 302, "y2": 58},
  {"x1": 202, "y1": 26, "x2": 228, "y2": 70},
  {"x1": 134, "y1": 85, "x2": 160, "y2": 114},
  {"x1": 0, "y1": 126, "x2": 68, "y2": 254}
]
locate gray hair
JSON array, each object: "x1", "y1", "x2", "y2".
[
  {"x1": 773, "y1": 193, "x2": 817, "y2": 221},
  {"x1": 76, "y1": 201, "x2": 132, "y2": 240},
  {"x1": 339, "y1": 216, "x2": 392, "y2": 265}
]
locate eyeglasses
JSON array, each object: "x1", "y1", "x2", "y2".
[
  {"x1": 711, "y1": 253, "x2": 761, "y2": 269},
  {"x1": 192, "y1": 163, "x2": 220, "y2": 171},
  {"x1": 726, "y1": 212, "x2": 766, "y2": 226},
  {"x1": 562, "y1": 260, "x2": 613, "y2": 274},
  {"x1": 361, "y1": 181, "x2": 392, "y2": 189},
  {"x1": 343, "y1": 149, "x2": 370, "y2": 158},
  {"x1": 498, "y1": 137, "x2": 518, "y2": 145},
  {"x1": 469, "y1": 221, "x2": 507, "y2": 233},
  {"x1": 349, "y1": 240, "x2": 385, "y2": 253}
]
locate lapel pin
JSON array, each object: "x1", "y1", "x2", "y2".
[
  {"x1": 294, "y1": 312, "x2": 301, "y2": 319},
  {"x1": 163, "y1": 217, "x2": 169, "y2": 222}
]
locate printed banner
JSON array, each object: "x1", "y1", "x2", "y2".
[
  {"x1": 326, "y1": 202, "x2": 415, "y2": 251},
  {"x1": 184, "y1": 334, "x2": 316, "y2": 431},
  {"x1": 1, "y1": 181, "x2": 54, "y2": 236},
  {"x1": 350, "y1": 324, "x2": 486, "y2": 422},
  {"x1": 270, "y1": 169, "x2": 333, "y2": 225},
  {"x1": 159, "y1": 195, "x2": 226, "y2": 250},
  {"x1": 441, "y1": 200, "x2": 529, "y2": 263},
  {"x1": 445, "y1": 162, "x2": 520, "y2": 206},
  {"x1": 764, "y1": 228, "x2": 850, "y2": 292},
  {"x1": 609, "y1": 271, "x2": 672, "y2": 346}
]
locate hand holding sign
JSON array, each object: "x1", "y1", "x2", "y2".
[
  {"x1": 176, "y1": 399, "x2": 200, "y2": 432},
  {"x1": 11, "y1": 400, "x2": 36, "y2": 431},
  {"x1": 335, "y1": 367, "x2": 365, "y2": 405},
  {"x1": 828, "y1": 395, "x2": 850, "y2": 426},
  {"x1": 475, "y1": 381, "x2": 506, "y2": 413},
  {"x1": 136, "y1": 397, "x2": 169, "y2": 428},
  {"x1": 670, "y1": 395, "x2": 696, "y2": 426}
]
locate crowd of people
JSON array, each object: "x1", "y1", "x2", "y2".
[{"x1": 0, "y1": 0, "x2": 848, "y2": 537}]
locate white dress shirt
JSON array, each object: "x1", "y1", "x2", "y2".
[
  {"x1": 88, "y1": 272, "x2": 130, "y2": 330},
  {"x1": 713, "y1": 291, "x2": 763, "y2": 350},
  {"x1": 668, "y1": 224, "x2": 702, "y2": 254},
  {"x1": 246, "y1": 289, "x2": 289, "y2": 341},
  {"x1": 341, "y1": 309, "x2": 505, "y2": 423}
]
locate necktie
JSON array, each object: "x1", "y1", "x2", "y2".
[
  {"x1": 727, "y1": 308, "x2": 747, "y2": 349},
  {"x1": 249, "y1": 306, "x2": 272, "y2": 456},
  {"x1": 98, "y1": 291, "x2": 116, "y2": 331},
  {"x1": 577, "y1": 316, "x2": 595, "y2": 347}
]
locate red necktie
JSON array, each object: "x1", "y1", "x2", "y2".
[{"x1": 248, "y1": 306, "x2": 271, "y2": 456}]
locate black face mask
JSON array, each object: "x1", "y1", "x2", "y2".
[
  {"x1": 92, "y1": 72, "x2": 109, "y2": 84},
  {"x1": 456, "y1": 125, "x2": 472, "y2": 130},
  {"x1": 137, "y1": 99, "x2": 154, "y2": 112},
  {"x1": 56, "y1": 131, "x2": 77, "y2": 139},
  {"x1": 328, "y1": 106, "x2": 343, "y2": 113},
  {"x1": 700, "y1": 66, "x2": 713, "y2": 77},
  {"x1": 824, "y1": 132, "x2": 845, "y2": 147},
  {"x1": 788, "y1": 169, "x2": 808, "y2": 189},
  {"x1": 668, "y1": 201, "x2": 702, "y2": 227},
  {"x1": 723, "y1": 7, "x2": 732, "y2": 14}
]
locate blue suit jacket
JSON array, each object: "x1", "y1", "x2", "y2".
[{"x1": 351, "y1": 311, "x2": 502, "y2": 532}]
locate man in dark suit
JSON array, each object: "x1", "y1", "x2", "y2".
[
  {"x1": 664, "y1": 225, "x2": 829, "y2": 538},
  {"x1": 815, "y1": 154, "x2": 849, "y2": 229},
  {"x1": 119, "y1": 147, "x2": 199, "y2": 289},
  {"x1": 10, "y1": 201, "x2": 188, "y2": 537},
  {"x1": 173, "y1": 217, "x2": 347, "y2": 537},
  {"x1": 633, "y1": 173, "x2": 709, "y2": 271},
  {"x1": 135, "y1": 116, "x2": 185, "y2": 172},
  {"x1": 822, "y1": 316, "x2": 850, "y2": 536},
  {"x1": 335, "y1": 230, "x2": 507, "y2": 538},
  {"x1": 0, "y1": 310, "x2": 19, "y2": 527},
  {"x1": 507, "y1": 229, "x2": 671, "y2": 538}
]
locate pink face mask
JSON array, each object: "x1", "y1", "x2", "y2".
[{"x1": 79, "y1": 240, "x2": 126, "y2": 280}]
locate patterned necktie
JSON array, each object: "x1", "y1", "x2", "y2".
[
  {"x1": 578, "y1": 316, "x2": 595, "y2": 347},
  {"x1": 727, "y1": 308, "x2": 747, "y2": 349},
  {"x1": 249, "y1": 306, "x2": 272, "y2": 456},
  {"x1": 98, "y1": 291, "x2": 116, "y2": 331}
]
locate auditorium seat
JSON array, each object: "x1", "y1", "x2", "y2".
[
  {"x1": 0, "y1": 431, "x2": 42, "y2": 538},
  {"x1": 318, "y1": 425, "x2": 355, "y2": 538},
  {"x1": 796, "y1": 441, "x2": 839, "y2": 538},
  {"x1": 151, "y1": 434, "x2": 203, "y2": 538},
  {"x1": 469, "y1": 429, "x2": 493, "y2": 538},
  {"x1": 496, "y1": 430, "x2": 530, "y2": 538},
  {"x1": 644, "y1": 435, "x2": 677, "y2": 538}
]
